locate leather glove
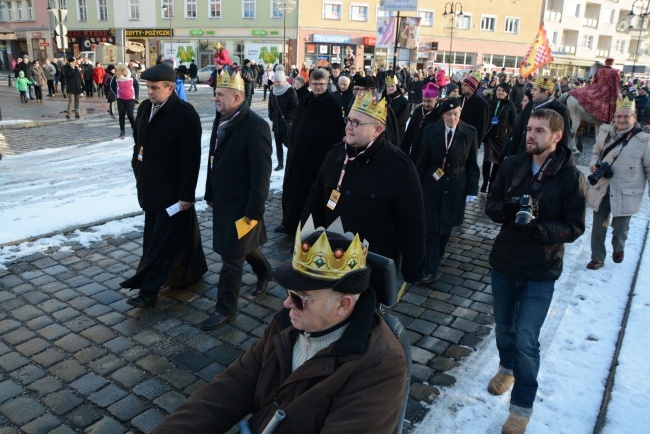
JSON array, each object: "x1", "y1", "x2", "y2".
[
  {"x1": 501, "y1": 201, "x2": 519, "y2": 222},
  {"x1": 466, "y1": 195, "x2": 477, "y2": 203}
]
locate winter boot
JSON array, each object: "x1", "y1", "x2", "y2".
[
  {"x1": 480, "y1": 163, "x2": 491, "y2": 193},
  {"x1": 119, "y1": 130, "x2": 125, "y2": 139},
  {"x1": 274, "y1": 162, "x2": 284, "y2": 171},
  {"x1": 502, "y1": 413, "x2": 530, "y2": 434},
  {"x1": 488, "y1": 163, "x2": 500, "y2": 192},
  {"x1": 488, "y1": 371, "x2": 514, "y2": 395}
]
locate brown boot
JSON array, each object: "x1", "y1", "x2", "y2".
[
  {"x1": 502, "y1": 413, "x2": 530, "y2": 434},
  {"x1": 488, "y1": 372, "x2": 515, "y2": 395}
]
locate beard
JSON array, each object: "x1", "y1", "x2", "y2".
[{"x1": 526, "y1": 140, "x2": 552, "y2": 155}]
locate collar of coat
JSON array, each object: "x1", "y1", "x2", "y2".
[
  {"x1": 510, "y1": 144, "x2": 575, "y2": 188},
  {"x1": 215, "y1": 98, "x2": 250, "y2": 126},
  {"x1": 274, "y1": 287, "x2": 379, "y2": 357}
]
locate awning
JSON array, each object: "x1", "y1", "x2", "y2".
[
  {"x1": 126, "y1": 41, "x2": 145, "y2": 53},
  {"x1": 0, "y1": 25, "x2": 17, "y2": 40}
]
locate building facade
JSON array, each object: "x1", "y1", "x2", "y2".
[{"x1": 0, "y1": 0, "x2": 55, "y2": 67}]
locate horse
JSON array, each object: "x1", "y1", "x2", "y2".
[{"x1": 557, "y1": 92, "x2": 603, "y2": 156}]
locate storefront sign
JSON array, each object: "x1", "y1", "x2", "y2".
[
  {"x1": 189, "y1": 30, "x2": 205, "y2": 36},
  {"x1": 39, "y1": 42, "x2": 50, "y2": 47},
  {"x1": 383, "y1": 0, "x2": 418, "y2": 11},
  {"x1": 68, "y1": 29, "x2": 115, "y2": 38},
  {"x1": 125, "y1": 29, "x2": 172, "y2": 37},
  {"x1": 312, "y1": 34, "x2": 351, "y2": 44},
  {"x1": 252, "y1": 29, "x2": 268, "y2": 36},
  {"x1": 363, "y1": 37, "x2": 376, "y2": 46},
  {"x1": 32, "y1": 32, "x2": 42, "y2": 38}
]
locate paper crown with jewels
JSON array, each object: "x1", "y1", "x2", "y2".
[
  {"x1": 616, "y1": 96, "x2": 636, "y2": 111},
  {"x1": 216, "y1": 70, "x2": 245, "y2": 92},
  {"x1": 350, "y1": 92, "x2": 387, "y2": 124},
  {"x1": 534, "y1": 76, "x2": 554, "y2": 91},
  {"x1": 385, "y1": 74, "x2": 399, "y2": 86},
  {"x1": 292, "y1": 216, "x2": 369, "y2": 282}
]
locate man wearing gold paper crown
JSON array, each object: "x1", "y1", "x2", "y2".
[
  {"x1": 302, "y1": 92, "x2": 426, "y2": 284},
  {"x1": 586, "y1": 96, "x2": 650, "y2": 270},
  {"x1": 384, "y1": 74, "x2": 410, "y2": 143},
  {"x1": 152, "y1": 218, "x2": 408, "y2": 434},
  {"x1": 200, "y1": 70, "x2": 274, "y2": 331},
  {"x1": 120, "y1": 63, "x2": 207, "y2": 308}
]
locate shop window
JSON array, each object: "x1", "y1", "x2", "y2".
[
  {"x1": 481, "y1": 15, "x2": 496, "y2": 32},
  {"x1": 323, "y1": 2, "x2": 342, "y2": 20},
  {"x1": 185, "y1": 0, "x2": 197, "y2": 18},
  {"x1": 98, "y1": 0, "x2": 108, "y2": 21},
  {"x1": 209, "y1": 0, "x2": 221, "y2": 18},
  {"x1": 242, "y1": 0, "x2": 255, "y2": 19},
  {"x1": 77, "y1": 0, "x2": 87, "y2": 21},
  {"x1": 129, "y1": 0, "x2": 140, "y2": 19},
  {"x1": 504, "y1": 17, "x2": 520, "y2": 34},
  {"x1": 350, "y1": 4, "x2": 368, "y2": 22},
  {"x1": 418, "y1": 10, "x2": 433, "y2": 27}
]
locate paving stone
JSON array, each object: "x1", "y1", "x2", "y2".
[
  {"x1": 0, "y1": 291, "x2": 16, "y2": 303},
  {"x1": 70, "y1": 372, "x2": 110, "y2": 395},
  {"x1": 0, "y1": 342, "x2": 9, "y2": 356},
  {"x1": 25, "y1": 315, "x2": 55, "y2": 331},
  {"x1": 0, "y1": 396, "x2": 46, "y2": 425},
  {"x1": 132, "y1": 330, "x2": 164, "y2": 347},
  {"x1": 36, "y1": 323, "x2": 70, "y2": 340},
  {"x1": 153, "y1": 390, "x2": 187, "y2": 413},
  {"x1": 121, "y1": 345, "x2": 150, "y2": 362},
  {"x1": 37, "y1": 299, "x2": 69, "y2": 314},
  {"x1": 20, "y1": 413, "x2": 62, "y2": 434},
  {"x1": 444, "y1": 344, "x2": 473, "y2": 361},
  {"x1": 160, "y1": 368, "x2": 196, "y2": 390},
  {"x1": 74, "y1": 346, "x2": 108, "y2": 365},
  {"x1": 11, "y1": 305, "x2": 44, "y2": 321},
  {"x1": 219, "y1": 329, "x2": 250, "y2": 347},
  {"x1": 80, "y1": 325, "x2": 117, "y2": 344},
  {"x1": 15, "y1": 338, "x2": 50, "y2": 357},
  {"x1": 136, "y1": 354, "x2": 172, "y2": 375},
  {"x1": 409, "y1": 382, "x2": 439, "y2": 404},
  {"x1": 43, "y1": 389, "x2": 84, "y2": 415},
  {"x1": 26, "y1": 376, "x2": 63, "y2": 396},
  {"x1": 416, "y1": 336, "x2": 450, "y2": 355},
  {"x1": 432, "y1": 325, "x2": 465, "y2": 344},
  {"x1": 83, "y1": 416, "x2": 127, "y2": 434},
  {"x1": 419, "y1": 310, "x2": 454, "y2": 327},
  {"x1": 422, "y1": 298, "x2": 455, "y2": 314},
  {"x1": 54, "y1": 334, "x2": 92, "y2": 353},
  {"x1": 103, "y1": 336, "x2": 134, "y2": 355},
  {"x1": 78, "y1": 283, "x2": 107, "y2": 296},
  {"x1": 67, "y1": 404, "x2": 103, "y2": 428},
  {"x1": 9, "y1": 364, "x2": 46, "y2": 385},
  {"x1": 431, "y1": 356, "x2": 461, "y2": 372},
  {"x1": 205, "y1": 345, "x2": 244, "y2": 366},
  {"x1": 53, "y1": 289, "x2": 83, "y2": 302},
  {"x1": 83, "y1": 304, "x2": 112, "y2": 317},
  {"x1": 110, "y1": 365, "x2": 148, "y2": 389},
  {"x1": 131, "y1": 408, "x2": 166, "y2": 434},
  {"x1": 96, "y1": 312, "x2": 125, "y2": 326},
  {"x1": 406, "y1": 319, "x2": 438, "y2": 336},
  {"x1": 133, "y1": 377, "x2": 171, "y2": 401},
  {"x1": 63, "y1": 316, "x2": 97, "y2": 333},
  {"x1": 51, "y1": 307, "x2": 81, "y2": 322},
  {"x1": 87, "y1": 385, "x2": 129, "y2": 408},
  {"x1": 112, "y1": 318, "x2": 148, "y2": 337},
  {"x1": 183, "y1": 378, "x2": 208, "y2": 395},
  {"x1": 170, "y1": 350, "x2": 211, "y2": 373},
  {"x1": 88, "y1": 354, "x2": 127, "y2": 376},
  {"x1": 429, "y1": 372, "x2": 456, "y2": 387},
  {"x1": 411, "y1": 346, "x2": 435, "y2": 365},
  {"x1": 0, "y1": 380, "x2": 23, "y2": 404},
  {"x1": 459, "y1": 334, "x2": 484, "y2": 349},
  {"x1": 411, "y1": 363, "x2": 435, "y2": 383},
  {"x1": 31, "y1": 348, "x2": 67, "y2": 368},
  {"x1": 48, "y1": 359, "x2": 87, "y2": 382},
  {"x1": 0, "y1": 353, "x2": 30, "y2": 371},
  {"x1": 107, "y1": 395, "x2": 148, "y2": 422},
  {"x1": 67, "y1": 296, "x2": 97, "y2": 309},
  {"x1": 23, "y1": 291, "x2": 50, "y2": 305},
  {"x1": 197, "y1": 362, "x2": 225, "y2": 382},
  {"x1": 41, "y1": 265, "x2": 69, "y2": 276},
  {"x1": 451, "y1": 317, "x2": 480, "y2": 334},
  {"x1": 0, "y1": 274, "x2": 24, "y2": 288}
]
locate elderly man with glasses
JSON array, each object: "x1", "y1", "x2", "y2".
[{"x1": 301, "y1": 92, "x2": 426, "y2": 285}]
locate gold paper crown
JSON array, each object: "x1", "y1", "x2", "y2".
[
  {"x1": 350, "y1": 92, "x2": 387, "y2": 124},
  {"x1": 217, "y1": 70, "x2": 245, "y2": 92},
  {"x1": 470, "y1": 71, "x2": 483, "y2": 83},
  {"x1": 385, "y1": 75, "x2": 399, "y2": 86},
  {"x1": 616, "y1": 96, "x2": 636, "y2": 111},
  {"x1": 534, "y1": 76, "x2": 554, "y2": 91},
  {"x1": 292, "y1": 217, "x2": 369, "y2": 281}
]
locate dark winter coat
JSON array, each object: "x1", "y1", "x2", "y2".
[
  {"x1": 61, "y1": 64, "x2": 84, "y2": 95},
  {"x1": 416, "y1": 120, "x2": 480, "y2": 235},
  {"x1": 486, "y1": 145, "x2": 586, "y2": 281},
  {"x1": 268, "y1": 85, "x2": 298, "y2": 134},
  {"x1": 506, "y1": 98, "x2": 571, "y2": 157},
  {"x1": 131, "y1": 91, "x2": 202, "y2": 212},
  {"x1": 103, "y1": 72, "x2": 116, "y2": 102},
  {"x1": 241, "y1": 65, "x2": 255, "y2": 98},
  {"x1": 401, "y1": 104, "x2": 441, "y2": 162},
  {"x1": 151, "y1": 289, "x2": 407, "y2": 434},
  {"x1": 302, "y1": 135, "x2": 426, "y2": 283},
  {"x1": 83, "y1": 63, "x2": 94, "y2": 80},
  {"x1": 460, "y1": 93, "x2": 490, "y2": 144},
  {"x1": 282, "y1": 91, "x2": 345, "y2": 231},
  {"x1": 205, "y1": 102, "x2": 272, "y2": 258},
  {"x1": 509, "y1": 81, "x2": 526, "y2": 112},
  {"x1": 484, "y1": 98, "x2": 517, "y2": 164},
  {"x1": 188, "y1": 63, "x2": 198, "y2": 78},
  {"x1": 407, "y1": 80, "x2": 423, "y2": 105},
  {"x1": 386, "y1": 90, "x2": 410, "y2": 143}
]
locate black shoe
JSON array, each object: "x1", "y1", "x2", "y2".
[
  {"x1": 200, "y1": 312, "x2": 235, "y2": 331},
  {"x1": 63, "y1": 95, "x2": 67, "y2": 98},
  {"x1": 275, "y1": 225, "x2": 288, "y2": 234},
  {"x1": 66, "y1": 114, "x2": 70, "y2": 119},
  {"x1": 252, "y1": 277, "x2": 273, "y2": 298},
  {"x1": 126, "y1": 293, "x2": 158, "y2": 308},
  {"x1": 75, "y1": 113, "x2": 80, "y2": 119},
  {"x1": 119, "y1": 131, "x2": 125, "y2": 139},
  {"x1": 274, "y1": 163, "x2": 284, "y2": 171},
  {"x1": 30, "y1": 98, "x2": 35, "y2": 100},
  {"x1": 613, "y1": 251, "x2": 624, "y2": 263},
  {"x1": 419, "y1": 274, "x2": 436, "y2": 284}
]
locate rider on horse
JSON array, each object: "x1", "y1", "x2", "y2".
[{"x1": 569, "y1": 58, "x2": 620, "y2": 124}]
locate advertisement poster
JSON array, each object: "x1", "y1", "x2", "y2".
[
  {"x1": 383, "y1": 0, "x2": 418, "y2": 11},
  {"x1": 244, "y1": 43, "x2": 281, "y2": 66},
  {"x1": 398, "y1": 16, "x2": 421, "y2": 50},
  {"x1": 376, "y1": 16, "x2": 397, "y2": 48},
  {"x1": 162, "y1": 43, "x2": 196, "y2": 66}
]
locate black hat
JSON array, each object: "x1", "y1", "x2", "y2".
[
  {"x1": 67, "y1": 56, "x2": 75, "y2": 63},
  {"x1": 244, "y1": 59, "x2": 251, "y2": 65},
  {"x1": 141, "y1": 63, "x2": 176, "y2": 82},
  {"x1": 106, "y1": 64, "x2": 115, "y2": 72},
  {"x1": 447, "y1": 83, "x2": 459, "y2": 93},
  {"x1": 439, "y1": 97, "x2": 462, "y2": 114},
  {"x1": 497, "y1": 82, "x2": 511, "y2": 94},
  {"x1": 353, "y1": 75, "x2": 377, "y2": 89}
]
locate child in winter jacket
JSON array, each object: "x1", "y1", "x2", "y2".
[{"x1": 15, "y1": 70, "x2": 33, "y2": 103}]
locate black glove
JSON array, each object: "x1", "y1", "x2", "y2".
[
  {"x1": 501, "y1": 201, "x2": 519, "y2": 222},
  {"x1": 515, "y1": 220, "x2": 539, "y2": 235}
]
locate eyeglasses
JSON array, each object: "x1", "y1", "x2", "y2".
[
  {"x1": 344, "y1": 117, "x2": 379, "y2": 127},
  {"x1": 614, "y1": 115, "x2": 633, "y2": 119},
  {"x1": 310, "y1": 82, "x2": 327, "y2": 87},
  {"x1": 286, "y1": 289, "x2": 338, "y2": 311}
]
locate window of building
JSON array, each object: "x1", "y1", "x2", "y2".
[
  {"x1": 581, "y1": 34, "x2": 593, "y2": 49},
  {"x1": 185, "y1": 0, "x2": 197, "y2": 18},
  {"x1": 323, "y1": 2, "x2": 342, "y2": 20},
  {"x1": 0, "y1": 3, "x2": 5, "y2": 21},
  {"x1": 603, "y1": 8, "x2": 615, "y2": 24},
  {"x1": 418, "y1": 10, "x2": 433, "y2": 27},
  {"x1": 615, "y1": 40, "x2": 625, "y2": 54},
  {"x1": 16, "y1": 0, "x2": 23, "y2": 20},
  {"x1": 242, "y1": 0, "x2": 255, "y2": 18},
  {"x1": 350, "y1": 4, "x2": 368, "y2": 21},
  {"x1": 504, "y1": 17, "x2": 520, "y2": 34},
  {"x1": 98, "y1": 0, "x2": 108, "y2": 20},
  {"x1": 5, "y1": 1, "x2": 13, "y2": 20},
  {"x1": 271, "y1": 0, "x2": 283, "y2": 18},
  {"x1": 480, "y1": 14, "x2": 496, "y2": 31},
  {"x1": 129, "y1": 0, "x2": 139, "y2": 19},
  {"x1": 548, "y1": 29, "x2": 558, "y2": 45},
  {"x1": 162, "y1": 0, "x2": 173, "y2": 18},
  {"x1": 77, "y1": 0, "x2": 87, "y2": 21},
  {"x1": 60, "y1": 0, "x2": 67, "y2": 8},
  {"x1": 455, "y1": 12, "x2": 471, "y2": 30},
  {"x1": 209, "y1": 0, "x2": 221, "y2": 18},
  {"x1": 376, "y1": 4, "x2": 389, "y2": 21},
  {"x1": 571, "y1": 2, "x2": 580, "y2": 17}
]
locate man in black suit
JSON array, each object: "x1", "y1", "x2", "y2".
[
  {"x1": 201, "y1": 70, "x2": 274, "y2": 330},
  {"x1": 121, "y1": 63, "x2": 207, "y2": 307}
]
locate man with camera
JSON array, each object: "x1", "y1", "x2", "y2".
[
  {"x1": 586, "y1": 97, "x2": 650, "y2": 270},
  {"x1": 485, "y1": 109, "x2": 586, "y2": 433}
]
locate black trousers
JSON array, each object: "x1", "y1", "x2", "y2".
[
  {"x1": 85, "y1": 79, "x2": 94, "y2": 96},
  {"x1": 47, "y1": 79, "x2": 55, "y2": 95},
  {"x1": 273, "y1": 131, "x2": 288, "y2": 164},
  {"x1": 425, "y1": 232, "x2": 451, "y2": 275},
  {"x1": 117, "y1": 99, "x2": 135, "y2": 132},
  {"x1": 216, "y1": 248, "x2": 272, "y2": 315}
]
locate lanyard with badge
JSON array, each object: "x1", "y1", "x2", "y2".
[
  {"x1": 433, "y1": 129, "x2": 454, "y2": 181},
  {"x1": 327, "y1": 141, "x2": 375, "y2": 210}
]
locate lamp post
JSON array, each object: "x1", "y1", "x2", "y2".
[
  {"x1": 274, "y1": 0, "x2": 296, "y2": 69},
  {"x1": 162, "y1": 2, "x2": 173, "y2": 60},
  {"x1": 623, "y1": 0, "x2": 650, "y2": 76},
  {"x1": 442, "y1": 2, "x2": 463, "y2": 75}
]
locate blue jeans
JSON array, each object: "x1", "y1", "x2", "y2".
[
  {"x1": 189, "y1": 77, "x2": 197, "y2": 91},
  {"x1": 491, "y1": 269, "x2": 555, "y2": 415}
]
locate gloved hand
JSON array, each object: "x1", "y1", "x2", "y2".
[
  {"x1": 501, "y1": 201, "x2": 519, "y2": 222},
  {"x1": 466, "y1": 195, "x2": 477, "y2": 203},
  {"x1": 515, "y1": 220, "x2": 539, "y2": 235}
]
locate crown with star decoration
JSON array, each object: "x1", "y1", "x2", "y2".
[
  {"x1": 292, "y1": 216, "x2": 369, "y2": 282},
  {"x1": 385, "y1": 74, "x2": 399, "y2": 86},
  {"x1": 616, "y1": 96, "x2": 636, "y2": 111},
  {"x1": 350, "y1": 92, "x2": 387, "y2": 124},
  {"x1": 217, "y1": 70, "x2": 245, "y2": 92}
]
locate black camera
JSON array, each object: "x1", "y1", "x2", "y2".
[
  {"x1": 587, "y1": 162, "x2": 613, "y2": 186},
  {"x1": 515, "y1": 195, "x2": 538, "y2": 227}
]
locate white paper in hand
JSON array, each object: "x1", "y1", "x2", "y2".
[{"x1": 166, "y1": 202, "x2": 182, "y2": 217}]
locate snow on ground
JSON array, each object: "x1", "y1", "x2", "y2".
[{"x1": 0, "y1": 119, "x2": 33, "y2": 126}]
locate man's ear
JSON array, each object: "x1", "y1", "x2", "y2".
[{"x1": 336, "y1": 295, "x2": 356, "y2": 316}]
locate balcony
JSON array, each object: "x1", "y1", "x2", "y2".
[
  {"x1": 583, "y1": 17, "x2": 599, "y2": 27},
  {"x1": 596, "y1": 49, "x2": 610, "y2": 57},
  {"x1": 545, "y1": 10, "x2": 563, "y2": 22},
  {"x1": 556, "y1": 44, "x2": 577, "y2": 54}
]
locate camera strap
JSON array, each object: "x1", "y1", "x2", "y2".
[
  {"x1": 528, "y1": 152, "x2": 557, "y2": 192},
  {"x1": 599, "y1": 127, "x2": 642, "y2": 163}
]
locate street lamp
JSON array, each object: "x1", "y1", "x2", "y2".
[
  {"x1": 274, "y1": 0, "x2": 296, "y2": 69},
  {"x1": 442, "y1": 2, "x2": 463, "y2": 75},
  {"x1": 621, "y1": 0, "x2": 650, "y2": 76}
]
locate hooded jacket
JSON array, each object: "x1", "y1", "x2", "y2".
[
  {"x1": 15, "y1": 71, "x2": 33, "y2": 92},
  {"x1": 486, "y1": 145, "x2": 586, "y2": 281}
]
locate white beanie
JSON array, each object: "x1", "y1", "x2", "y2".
[{"x1": 273, "y1": 70, "x2": 286, "y2": 82}]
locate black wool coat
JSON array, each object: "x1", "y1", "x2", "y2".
[
  {"x1": 282, "y1": 91, "x2": 345, "y2": 231},
  {"x1": 416, "y1": 120, "x2": 480, "y2": 235},
  {"x1": 205, "y1": 102, "x2": 272, "y2": 258},
  {"x1": 268, "y1": 85, "x2": 298, "y2": 134},
  {"x1": 62, "y1": 64, "x2": 84, "y2": 95},
  {"x1": 460, "y1": 93, "x2": 490, "y2": 144},
  {"x1": 401, "y1": 104, "x2": 441, "y2": 162},
  {"x1": 131, "y1": 91, "x2": 202, "y2": 212},
  {"x1": 301, "y1": 135, "x2": 426, "y2": 283},
  {"x1": 387, "y1": 91, "x2": 410, "y2": 144}
]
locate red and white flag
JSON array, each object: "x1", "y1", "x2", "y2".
[{"x1": 519, "y1": 23, "x2": 554, "y2": 77}]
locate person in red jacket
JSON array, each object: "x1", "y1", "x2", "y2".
[
  {"x1": 92, "y1": 62, "x2": 105, "y2": 98},
  {"x1": 213, "y1": 42, "x2": 232, "y2": 71}
]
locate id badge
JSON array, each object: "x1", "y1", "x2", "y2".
[
  {"x1": 210, "y1": 155, "x2": 214, "y2": 169},
  {"x1": 491, "y1": 116, "x2": 499, "y2": 125},
  {"x1": 137, "y1": 146, "x2": 144, "y2": 161},
  {"x1": 327, "y1": 189, "x2": 341, "y2": 210},
  {"x1": 432, "y1": 168, "x2": 445, "y2": 181}
]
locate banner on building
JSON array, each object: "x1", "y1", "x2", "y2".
[
  {"x1": 382, "y1": 0, "x2": 418, "y2": 11},
  {"x1": 162, "y1": 43, "x2": 196, "y2": 66},
  {"x1": 519, "y1": 23, "x2": 554, "y2": 77},
  {"x1": 398, "y1": 16, "x2": 421, "y2": 50},
  {"x1": 376, "y1": 16, "x2": 397, "y2": 48},
  {"x1": 245, "y1": 43, "x2": 281, "y2": 66}
]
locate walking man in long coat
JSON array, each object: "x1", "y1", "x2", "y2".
[
  {"x1": 121, "y1": 63, "x2": 207, "y2": 307},
  {"x1": 201, "y1": 70, "x2": 274, "y2": 331},
  {"x1": 61, "y1": 57, "x2": 84, "y2": 119}
]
